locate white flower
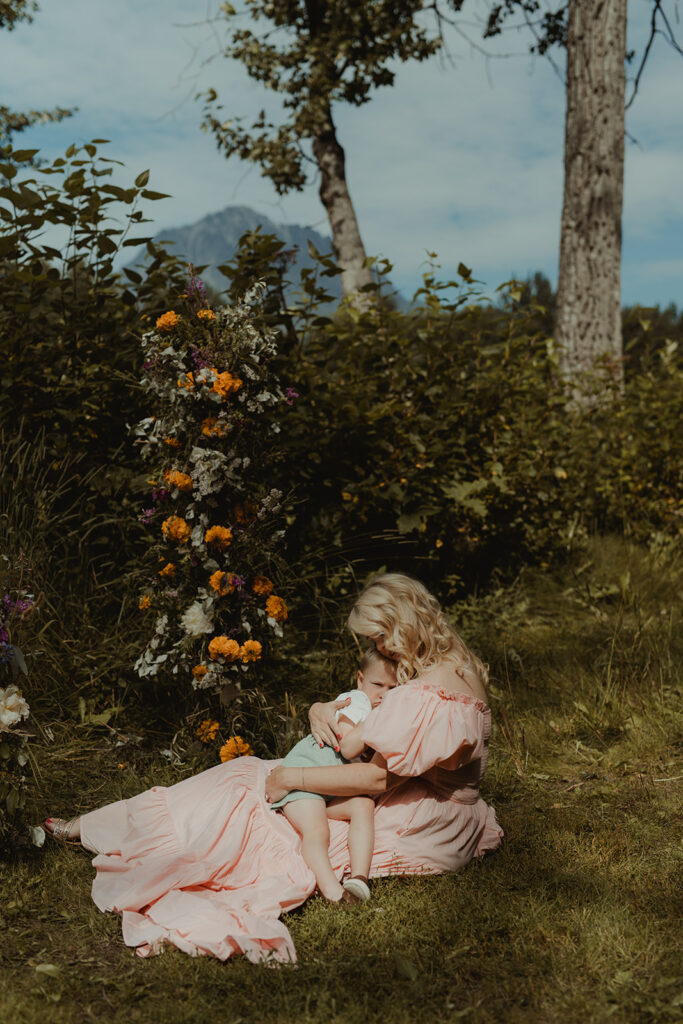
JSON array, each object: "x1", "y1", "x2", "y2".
[
  {"x1": 181, "y1": 602, "x2": 213, "y2": 637},
  {"x1": 0, "y1": 684, "x2": 30, "y2": 731}
]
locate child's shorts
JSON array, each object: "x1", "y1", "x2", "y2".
[{"x1": 270, "y1": 734, "x2": 346, "y2": 809}]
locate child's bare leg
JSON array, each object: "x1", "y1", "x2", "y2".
[
  {"x1": 327, "y1": 796, "x2": 375, "y2": 881},
  {"x1": 283, "y1": 799, "x2": 344, "y2": 901}
]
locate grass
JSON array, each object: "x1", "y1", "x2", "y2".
[{"x1": 1, "y1": 536, "x2": 681, "y2": 1024}]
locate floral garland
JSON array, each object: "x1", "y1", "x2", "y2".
[
  {"x1": 133, "y1": 276, "x2": 290, "y2": 697},
  {"x1": 0, "y1": 563, "x2": 43, "y2": 852}
]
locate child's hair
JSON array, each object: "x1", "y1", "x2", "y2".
[
  {"x1": 359, "y1": 645, "x2": 397, "y2": 674},
  {"x1": 347, "y1": 572, "x2": 488, "y2": 687}
]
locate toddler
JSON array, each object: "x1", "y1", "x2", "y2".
[{"x1": 270, "y1": 647, "x2": 397, "y2": 904}]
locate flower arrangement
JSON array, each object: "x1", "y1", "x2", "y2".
[
  {"x1": 132, "y1": 275, "x2": 290, "y2": 701},
  {"x1": 0, "y1": 560, "x2": 42, "y2": 853}
]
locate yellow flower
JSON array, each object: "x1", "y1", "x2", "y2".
[
  {"x1": 192, "y1": 664, "x2": 208, "y2": 680},
  {"x1": 158, "y1": 562, "x2": 176, "y2": 578},
  {"x1": 201, "y1": 417, "x2": 229, "y2": 438},
  {"x1": 435, "y1": 539, "x2": 443, "y2": 549},
  {"x1": 197, "y1": 309, "x2": 216, "y2": 321},
  {"x1": 138, "y1": 595, "x2": 151, "y2": 610},
  {"x1": 252, "y1": 575, "x2": 274, "y2": 597},
  {"x1": 266, "y1": 595, "x2": 288, "y2": 622},
  {"x1": 161, "y1": 515, "x2": 191, "y2": 543},
  {"x1": 164, "y1": 437, "x2": 182, "y2": 448},
  {"x1": 209, "y1": 636, "x2": 241, "y2": 661},
  {"x1": 341, "y1": 491, "x2": 352, "y2": 502},
  {"x1": 156, "y1": 310, "x2": 179, "y2": 331},
  {"x1": 212, "y1": 371, "x2": 243, "y2": 399},
  {"x1": 177, "y1": 372, "x2": 195, "y2": 391},
  {"x1": 240, "y1": 640, "x2": 262, "y2": 663},
  {"x1": 219, "y1": 736, "x2": 254, "y2": 762},
  {"x1": 205, "y1": 525, "x2": 233, "y2": 550},
  {"x1": 196, "y1": 718, "x2": 220, "y2": 743},
  {"x1": 164, "y1": 469, "x2": 193, "y2": 492},
  {"x1": 554, "y1": 468, "x2": 568, "y2": 481}
]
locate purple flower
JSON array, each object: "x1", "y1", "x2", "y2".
[
  {"x1": 0, "y1": 627, "x2": 8, "y2": 644},
  {"x1": 285, "y1": 387, "x2": 299, "y2": 406},
  {"x1": 151, "y1": 488, "x2": 169, "y2": 503},
  {"x1": 230, "y1": 574, "x2": 246, "y2": 591},
  {"x1": 139, "y1": 508, "x2": 155, "y2": 525},
  {"x1": 190, "y1": 347, "x2": 211, "y2": 370}
]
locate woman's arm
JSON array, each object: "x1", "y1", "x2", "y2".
[
  {"x1": 265, "y1": 755, "x2": 399, "y2": 803},
  {"x1": 308, "y1": 698, "x2": 351, "y2": 748}
]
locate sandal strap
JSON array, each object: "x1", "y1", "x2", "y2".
[{"x1": 53, "y1": 816, "x2": 77, "y2": 840}]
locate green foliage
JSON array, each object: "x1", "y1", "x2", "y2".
[
  {"x1": 200, "y1": 0, "x2": 441, "y2": 193},
  {"x1": 220, "y1": 235, "x2": 682, "y2": 605}
]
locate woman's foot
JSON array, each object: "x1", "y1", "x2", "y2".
[
  {"x1": 343, "y1": 875, "x2": 370, "y2": 902},
  {"x1": 44, "y1": 816, "x2": 82, "y2": 845}
]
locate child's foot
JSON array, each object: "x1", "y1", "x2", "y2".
[
  {"x1": 44, "y1": 817, "x2": 82, "y2": 845},
  {"x1": 343, "y1": 875, "x2": 370, "y2": 902}
]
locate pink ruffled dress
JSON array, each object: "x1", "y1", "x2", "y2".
[{"x1": 80, "y1": 683, "x2": 503, "y2": 962}]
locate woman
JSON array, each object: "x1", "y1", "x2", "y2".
[{"x1": 45, "y1": 574, "x2": 502, "y2": 963}]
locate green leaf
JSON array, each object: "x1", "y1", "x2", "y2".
[
  {"x1": 394, "y1": 953, "x2": 419, "y2": 981},
  {"x1": 35, "y1": 964, "x2": 61, "y2": 978},
  {"x1": 141, "y1": 190, "x2": 171, "y2": 200},
  {"x1": 135, "y1": 169, "x2": 150, "y2": 188}
]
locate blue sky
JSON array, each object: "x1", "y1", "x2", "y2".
[{"x1": 1, "y1": 0, "x2": 681, "y2": 308}]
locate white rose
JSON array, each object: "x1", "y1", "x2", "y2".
[
  {"x1": 0, "y1": 684, "x2": 30, "y2": 731},
  {"x1": 181, "y1": 602, "x2": 213, "y2": 637}
]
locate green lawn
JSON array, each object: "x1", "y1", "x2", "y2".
[{"x1": 2, "y1": 538, "x2": 681, "y2": 1024}]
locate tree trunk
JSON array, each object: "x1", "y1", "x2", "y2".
[
  {"x1": 556, "y1": 0, "x2": 627, "y2": 394},
  {"x1": 312, "y1": 110, "x2": 375, "y2": 305}
]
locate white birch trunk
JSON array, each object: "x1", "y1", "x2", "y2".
[
  {"x1": 312, "y1": 112, "x2": 375, "y2": 306},
  {"x1": 556, "y1": 0, "x2": 627, "y2": 394}
]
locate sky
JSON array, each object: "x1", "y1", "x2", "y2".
[{"x1": 1, "y1": 0, "x2": 681, "y2": 308}]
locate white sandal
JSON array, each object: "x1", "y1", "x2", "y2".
[
  {"x1": 44, "y1": 817, "x2": 82, "y2": 847},
  {"x1": 343, "y1": 875, "x2": 371, "y2": 902}
]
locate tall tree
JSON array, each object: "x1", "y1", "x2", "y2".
[
  {"x1": 555, "y1": 0, "x2": 627, "y2": 391},
  {"x1": 0, "y1": 0, "x2": 72, "y2": 142},
  {"x1": 200, "y1": 1, "x2": 440, "y2": 303},
  {"x1": 483, "y1": 0, "x2": 681, "y2": 393}
]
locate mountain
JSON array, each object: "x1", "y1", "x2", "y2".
[{"x1": 125, "y1": 204, "x2": 343, "y2": 303}]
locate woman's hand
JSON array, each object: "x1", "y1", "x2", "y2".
[
  {"x1": 265, "y1": 766, "x2": 293, "y2": 804},
  {"x1": 309, "y1": 698, "x2": 351, "y2": 749}
]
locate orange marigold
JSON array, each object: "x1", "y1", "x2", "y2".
[
  {"x1": 208, "y1": 636, "x2": 241, "y2": 661},
  {"x1": 192, "y1": 664, "x2": 208, "y2": 680},
  {"x1": 161, "y1": 515, "x2": 191, "y2": 543},
  {"x1": 164, "y1": 469, "x2": 193, "y2": 492},
  {"x1": 266, "y1": 595, "x2": 288, "y2": 622},
  {"x1": 205, "y1": 525, "x2": 233, "y2": 550},
  {"x1": 201, "y1": 417, "x2": 229, "y2": 438},
  {"x1": 164, "y1": 437, "x2": 182, "y2": 448},
  {"x1": 240, "y1": 640, "x2": 262, "y2": 663},
  {"x1": 219, "y1": 736, "x2": 254, "y2": 762},
  {"x1": 212, "y1": 371, "x2": 243, "y2": 398},
  {"x1": 196, "y1": 718, "x2": 219, "y2": 743},
  {"x1": 252, "y1": 575, "x2": 274, "y2": 596},
  {"x1": 138, "y1": 595, "x2": 151, "y2": 610},
  {"x1": 177, "y1": 372, "x2": 195, "y2": 391},
  {"x1": 209, "y1": 570, "x2": 229, "y2": 596},
  {"x1": 197, "y1": 309, "x2": 216, "y2": 321},
  {"x1": 158, "y1": 562, "x2": 176, "y2": 578},
  {"x1": 156, "y1": 310, "x2": 179, "y2": 331}
]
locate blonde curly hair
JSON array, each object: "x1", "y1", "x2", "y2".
[{"x1": 347, "y1": 572, "x2": 488, "y2": 687}]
